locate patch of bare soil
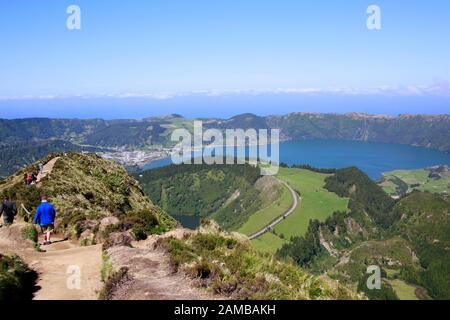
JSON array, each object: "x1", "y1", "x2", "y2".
[
  {"x1": 1, "y1": 223, "x2": 221, "y2": 300},
  {"x1": 36, "y1": 156, "x2": 61, "y2": 185},
  {"x1": 0, "y1": 223, "x2": 102, "y2": 300},
  {"x1": 106, "y1": 229, "x2": 220, "y2": 300},
  {"x1": 415, "y1": 286, "x2": 430, "y2": 300}
]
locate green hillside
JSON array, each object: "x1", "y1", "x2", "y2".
[
  {"x1": 274, "y1": 166, "x2": 450, "y2": 300},
  {"x1": 379, "y1": 166, "x2": 450, "y2": 197},
  {"x1": 0, "y1": 140, "x2": 107, "y2": 178},
  {"x1": 324, "y1": 167, "x2": 396, "y2": 227},
  {"x1": 137, "y1": 164, "x2": 257, "y2": 216},
  {"x1": 276, "y1": 168, "x2": 400, "y2": 297},
  {"x1": 138, "y1": 164, "x2": 350, "y2": 255},
  {"x1": 0, "y1": 153, "x2": 364, "y2": 301},
  {"x1": 237, "y1": 181, "x2": 292, "y2": 236},
  {"x1": 128, "y1": 161, "x2": 450, "y2": 300},
  {"x1": 204, "y1": 113, "x2": 450, "y2": 152},
  {"x1": 159, "y1": 220, "x2": 361, "y2": 300},
  {"x1": 137, "y1": 163, "x2": 290, "y2": 231},
  {"x1": 0, "y1": 153, "x2": 176, "y2": 243},
  {"x1": 276, "y1": 168, "x2": 349, "y2": 237},
  {"x1": 251, "y1": 232, "x2": 288, "y2": 254},
  {"x1": 136, "y1": 162, "x2": 450, "y2": 299},
  {"x1": 0, "y1": 116, "x2": 191, "y2": 177},
  {"x1": 251, "y1": 167, "x2": 349, "y2": 253},
  {"x1": 390, "y1": 192, "x2": 450, "y2": 299},
  {"x1": 266, "y1": 113, "x2": 450, "y2": 152}
]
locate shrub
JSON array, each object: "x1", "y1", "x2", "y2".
[
  {"x1": 120, "y1": 209, "x2": 164, "y2": 239},
  {"x1": 3, "y1": 184, "x2": 41, "y2": 216},
  {"x1": 22, "y1": 224, "x2": 38, "y2": 244},
  {"x1": 131, "y1": 225, "x2": 147, "y2": 240},
  {"x1": 98, "y1": 267, "x2": 130, "y2": 300},
  {"x1": 160, "y1": 230, "x2": 358, "y2": 300},
  {"x1": 0, "y1": 254, "x2": 38, "y2": 301},
  {"x1": 186, "y1": 259, "x2": 223, "y2": 280},
  {"x1": 101, "y1": 252, "x2": 113, "y2": 282},
  {"x1": 102, "y1": 223, "x2": 121, "y2": 239},
  {"x1": 192, "y1": 233, "x2": 227, "y2": 251}
]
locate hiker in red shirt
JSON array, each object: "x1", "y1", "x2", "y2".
[{"x1": 25, "y1": 174, "x2": 32, "y2": 186}]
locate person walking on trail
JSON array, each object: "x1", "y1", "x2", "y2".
[
  {"x1": 25, "y1": 173, "x2": 32, "y2": 186},
  {"x1": 33, "y1": 195, "x2": 56, "y2": 245},
  {"x1": 31, "y1": 172, "x2": 38, "y2": 184},
  {"x1": 39, "y1": 162, "x2": 44, "y2": 174},
  {"x1": 0, "y1": 196, "x2": 17, "y2": 226}
]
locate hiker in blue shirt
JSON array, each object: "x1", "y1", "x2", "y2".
[{"x1": 33, "y1": 195, "x2": 56, "y2": 245}]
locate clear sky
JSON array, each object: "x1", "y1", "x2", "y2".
[{"x1": 0, "y1": 0, "x2": 449, "y2": 118}]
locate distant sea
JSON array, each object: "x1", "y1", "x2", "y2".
[
  {"x1": 2, "y1": 94, "x2": 450, "y2": 119},
  {"x1": 143, "y1": 140, "x2": 450, "y2": 180}
]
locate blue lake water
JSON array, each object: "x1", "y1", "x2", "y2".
[
  {"x1": 143, "y1": 140, "x2": 450, "y2": 180},
  {"x1": 174, "y1": 215, "x2": 201, "y2": 230}
]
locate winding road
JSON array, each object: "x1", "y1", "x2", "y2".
[{"x1": 248, "y1": 179, "x2": 300, "y2": 240}]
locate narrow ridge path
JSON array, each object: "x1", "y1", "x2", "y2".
[
  {"x1": 0, "y1": 224, "x2": 103, "y2": 300},
  {"x1": 30, "y1": 238, "x2": 103, "y2": 300},
  {"x1": 106, "y1": 230, "x2": 220, "y2": 300},
  {"x1": 36, "y1": 156, "x2": 61, "y2": 184}
]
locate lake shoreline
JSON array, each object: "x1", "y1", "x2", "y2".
[{"x1": 139, "y1": 140, "x2": 450, "y2": 180}]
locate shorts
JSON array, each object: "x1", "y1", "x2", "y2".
[
  {"x1": 2, "y1": 216, "x2": 13, "y2": 226},
  {"x1": 40, "y1": 224, "x2": 54, "y2": 233}
]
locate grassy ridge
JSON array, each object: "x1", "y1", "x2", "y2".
[
  {"x1": 274, "y1": 168, "x2": 349, "y2": 238},
  {"x1": 276, "y1": 167, "x2": 450, "y2": 300},
  {"x1": 159, "y1": 221, "x2": 360, "y2": 300},
  {"x1": 251, "y1": 232, "x2": 287, "y2": 254},
  {"x1": 139, "y1": 164, "x2": 295, "y2": 231},
  {"x1": 138, "y1": 164, "x2": 260, "y2": 218},
  {"x1": 0, "y1": 153, "x2": 177, "y2": 242},
  {"x1": 276, "y1": 167, "x2": 404, "y2": 299},
  {"x1": 238, "y1": 182, "x2": 292, "y2": 235},
  {"x1": 379, "y1": 168, "x2": 449, "y2": 197},
  {"x1": 250, "y1": 168, "x2": 349, "y2": 253},
  {"x1": 390, "y1": 192, "x2": 450, "y2": 299},
  {"x1": 389, "y1": 279, "x2": 419, "y2": 300}
]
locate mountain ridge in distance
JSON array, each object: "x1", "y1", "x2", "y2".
[{"x1": 0, "y1": 111, "x2": 449, "y2": 177}]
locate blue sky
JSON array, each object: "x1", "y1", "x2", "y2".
[{"x1": 0, "y1": 0, "x2": 449, "y2": 118}]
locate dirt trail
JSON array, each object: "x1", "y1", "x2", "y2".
[
  {"x1": 1, "y1": 155, "x2": 214, "y2": 300},
  {"x1": 0, "y1": 155, "x2": 103, "y2": 300},
  {"x1": 107, "y1": 229, "x2": 219, "y2": 300},
  {"x1": 36, "y1": 156, "x2": 61, "y2": 184},
  {"x1": 1, "y1": 224, "x2": 217, "y2": 300},
  {"x1": 0, "y1": 224, "x2": 102, "y2": 300}
]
